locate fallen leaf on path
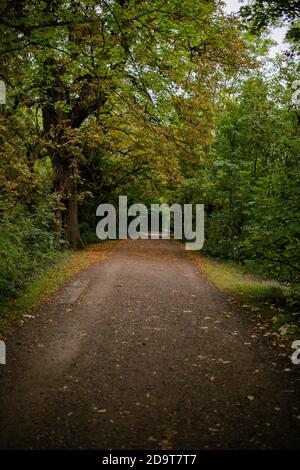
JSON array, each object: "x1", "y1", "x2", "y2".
[
  {"x1": 209, "y1": 427, "x2": 219, "y2": 433},
  {"x1": 207, "y1": 375, "x2": 216, "y2": 382},
  {"x1": 92, "y1": 406, "x2": 107, "y2": 413}
]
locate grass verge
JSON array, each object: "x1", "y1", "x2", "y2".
[
  {"x1": 189, "y1": 254, "x2": 300, "y2": 343},
  {"x1": 0, "y1": 241, "x2": 117, "y2": 337}
]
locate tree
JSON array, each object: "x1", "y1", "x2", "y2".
[
  {"x1": 241, "y1": 0, "x2": 300, "y2": 44},
  {"x1": 241, "y1": 0, "x2": 300, "y2": 29},
  {"x1": 0, "y1": 0, "x2": 248, "y2": 248},
  {"x1": 178, "y1": 62, "x2": 300, "y2": 282}
]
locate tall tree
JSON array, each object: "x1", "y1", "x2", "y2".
[{"x1": 0, "y1": 0, "x2": 248, "y2": 248}]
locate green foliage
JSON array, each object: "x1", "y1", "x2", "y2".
[
  {"x1": 241, "y1": 0, "x2": 300, "y2": 30},
  {"x1": 179, "y1": 64, "x2": 300, "y2": 284},
  {"x1": 0, "y1": 201, "x2": 60, "y2": 299},
  {"x1": 241, "y1": 0, "x2": 300, "y2": 55},
  {"x1": 284, "y1": 284, "x2": 300, "y2": 311},
  {"x1": 0, "y1": 112, "x2": 60, "y2": 300}
]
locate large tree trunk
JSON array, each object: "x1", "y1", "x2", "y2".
[
  {"x1": 52, "y1": 153, "x2": 83, "y2": 250},
  {"x1": 42, "y1": 73, "x2": 84, "y2": 249},
  {"x1": 63, "y1": 195, "x2": 81, "y2": 249},
  {"x1": 41, "y1": 54, "x2": 108, "y2": 249}
]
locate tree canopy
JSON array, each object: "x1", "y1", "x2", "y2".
[{"x1": 0, "y1": 0, "x2": 299, "y2": 303}]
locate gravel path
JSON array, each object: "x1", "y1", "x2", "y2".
[{"x1": 1, "y1": 239, "x2": 300, "y2": 449}]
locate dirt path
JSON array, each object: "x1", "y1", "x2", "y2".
[{"x1": 1, "y1": 240, "x2": 300, "y2": 449}]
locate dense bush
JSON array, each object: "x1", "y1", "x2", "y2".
[
  {"x1": 0, "y1": 197, "x2": 61, "y2": 300},
  {"x1": 178, "y1": 71, "x2": 300, "y2": 284},
  {"x1": 0, "y1": 114, "x2": 61, "y2": 300}
]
